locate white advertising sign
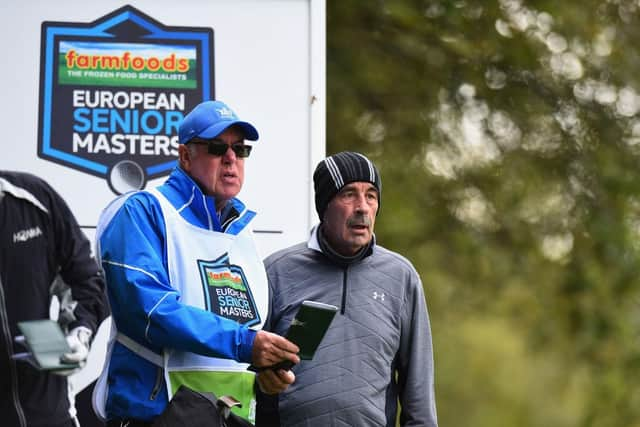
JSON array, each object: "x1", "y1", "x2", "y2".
[{"x1": 0, "y1": 0, "x2": 326, "y2": 258}]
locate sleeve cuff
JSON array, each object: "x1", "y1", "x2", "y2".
[{"x1": 238, "y1": 327, "x2": 257, "y2": 363}]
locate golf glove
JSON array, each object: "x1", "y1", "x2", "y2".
[{"x1": 61, "y1": 326, "x2": 92, "y2": 365}]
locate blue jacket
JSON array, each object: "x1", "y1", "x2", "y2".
[{"x1": 97, "y1": 167, "x2": 258, "y2": 421}]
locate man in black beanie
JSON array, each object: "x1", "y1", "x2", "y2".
[{"x1": 256, "y1": 152, "x2": 438, "y2": 426}]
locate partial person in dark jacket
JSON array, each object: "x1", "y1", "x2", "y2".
[
  {"x1": 256, "y1": 152, "x2": 438, "y2": 427},
  {"x1": 0, "y1": 171, "x2": 110, "y2": 427}
]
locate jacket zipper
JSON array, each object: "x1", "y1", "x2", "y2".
[
  {"x1": 0, "y1": 277, "x2": 28, "y2": 427},
  {"x1": 340, "y1": 266, "x2": 348, "y2": 314},
  {"x1": 149, "y1": 365, "x2": 163, "y2": 400}
]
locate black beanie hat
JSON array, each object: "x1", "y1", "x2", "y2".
[{"x1": 313, "y1": 151, "x2": 382, "y2": 221}]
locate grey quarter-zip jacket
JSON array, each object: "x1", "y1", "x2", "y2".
[{"x1": 257, "y1": 225, "x2": 438, "y2": 427}]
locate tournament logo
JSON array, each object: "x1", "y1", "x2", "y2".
[
  {"x1": 198, "y1": 254, "x2": 261, "y2": 327},
  {"x1": 37, "y1": 5, "x2": 214, "y2": 194}
]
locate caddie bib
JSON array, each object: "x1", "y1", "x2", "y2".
[{"x1": 151, "y1": 189, "x2": 268, "y2": 422}]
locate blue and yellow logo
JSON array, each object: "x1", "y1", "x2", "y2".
[{"x1": 38, "y1": 5, "x2": 214, "y2": 194}]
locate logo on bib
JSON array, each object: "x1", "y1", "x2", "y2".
[{"x1": 197, "y1": 253, "x2": 260, "y2": 327}]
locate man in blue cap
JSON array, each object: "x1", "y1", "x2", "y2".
[{"x1": 94, "y1": 100, "x2": 299, "y2": 426}]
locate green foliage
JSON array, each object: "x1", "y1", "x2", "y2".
[{"x1": 327, "y1": 1, "x2": 640, "y2": 426}]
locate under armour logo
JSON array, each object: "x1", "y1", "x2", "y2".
[{"x1": 373, "y1": 291, "x2": 385, "y2": 301}]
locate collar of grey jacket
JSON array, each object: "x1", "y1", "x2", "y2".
[{"x1": 317, "y1": 224, "x2": 374, "y2": 267}]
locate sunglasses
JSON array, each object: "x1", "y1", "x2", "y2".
[{"x1": 188, "y1": 137, "x2": 252, "y2": 158}]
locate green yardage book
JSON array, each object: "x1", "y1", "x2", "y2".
[
  {"x1": 16, "y1": 319, "x2": 79, "y2": 371},
  {"x1": 286, "y1": 300, "x2": 338, "y2": 360},
  {"x1": 247, "y1": 300, "x2": 338, "y2": 372}
]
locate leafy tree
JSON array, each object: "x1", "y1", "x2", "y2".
[{"x1": 327, "y1": 1, "x2": 640, "y2": 426}]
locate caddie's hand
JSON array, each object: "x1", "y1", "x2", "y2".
[
  {"x1": 252, "y1": 330, "x2": 300, "y2": 368},
  {"x1": 256, "y1": 367, "x2": 295, "y2": 395},
  {"x1": 54, "y1": 326, "x2": 92, "y2": 376}
]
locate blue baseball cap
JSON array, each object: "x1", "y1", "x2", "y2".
[{"x1": 178, "y1": 100, "x2": 259, "y2": 144}]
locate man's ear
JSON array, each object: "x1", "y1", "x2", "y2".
[{"x1": 178, "y1": 144, "x2": 191, "y2": 172}]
